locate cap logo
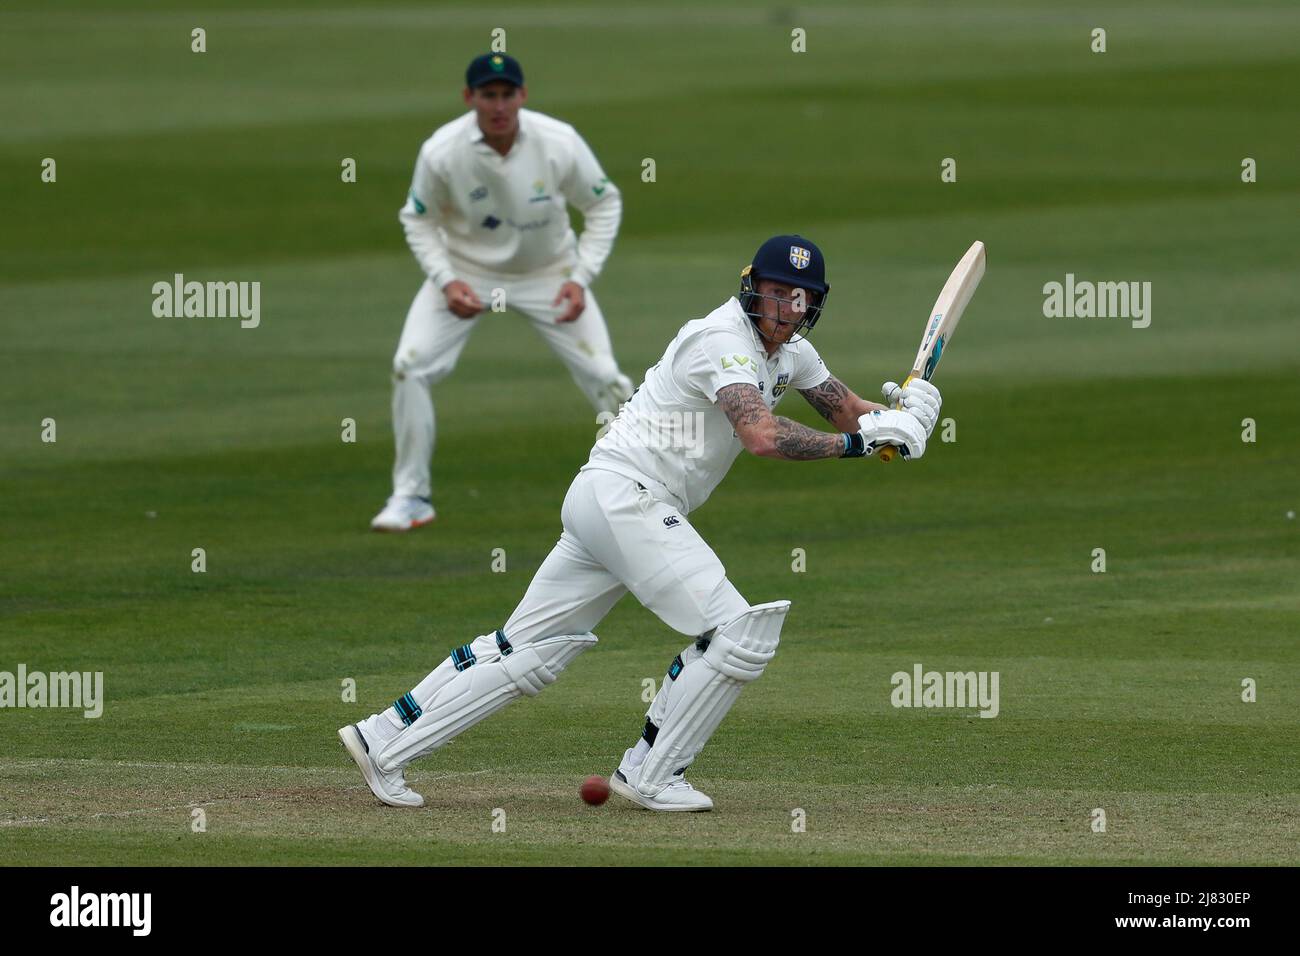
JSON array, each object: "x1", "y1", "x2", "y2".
[
  {"x1": 490, "y1": 56, "x2": 505, "y2": 71},
  {"x1": 789, "y1": 246, "x2": 811, "y2": 269}
]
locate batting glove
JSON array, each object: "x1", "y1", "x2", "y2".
[
  {"x1": 883, "y1": 380, "x2": 942, "y2": 437},
  {"x1": 857, "y1": 409, "x2": 927, "y2": 460}
]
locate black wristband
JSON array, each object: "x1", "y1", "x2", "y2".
[{"x1": 840, "y1": 432, "x2": 867, "y2": 458}]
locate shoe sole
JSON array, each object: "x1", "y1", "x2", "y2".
[
  {"x1": 337, "y1": 725, "x2": 423, "y2": 808},
  {"x1": 370, "y1": 513, "x2": 436, "y2": 533},
  {"x1": 609, "y1": 771, "x2": 712, "y2": 812}
]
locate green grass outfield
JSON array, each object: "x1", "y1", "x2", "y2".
[{"x1": 1, "y1": 1, "x2": 1296, "y2": 865}]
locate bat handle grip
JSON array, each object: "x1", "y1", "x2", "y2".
[{"x1": 875, "y1": 374, "x2": 914, "y2": 464}]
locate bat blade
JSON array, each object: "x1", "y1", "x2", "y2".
[
  {"x1": 878, "y1": 241, "x2": 985, "y2": 462},
  {"x1": 909, "y1": 240, "x2": 984, "y2": 382}
]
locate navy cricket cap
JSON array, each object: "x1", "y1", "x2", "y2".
[
  {"x1": 748, "y1": 234, "x2": 829, "y2": 295},
  {"x1": 466, "y1": 53, "x2": 524, "y2": 88}
]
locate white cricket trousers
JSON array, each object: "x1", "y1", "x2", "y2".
[
  {"x1": 367, "y1": 467, "x2": 754, "y2": 771},
  {"x1": 502, "y1": 467, "x2": 751, "y2": 643},
  {"x1": 390, "y1": 271, "x2": 629, "y2": 499}
]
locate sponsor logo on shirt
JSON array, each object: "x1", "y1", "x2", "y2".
[
  {"x1": 530, "y1": 179, "x2": 552, "y2": 203},
  {"x1": 409, "y1": 190, "x2": 427, "y2": 215},
  {"x1": 720, "y1": 354, "x2": 753, "y2": 370},
  {"x1": 469, "y1": 185, "x2": 488, "y2": 202},
  {"x1": 663, "y1": 516, "x2": 681, "y2": 529},
  {"x1": 481, "y1": 215, "x2": 502, "y2": 230},
  {"x1": 593, "y1": 176, "x2": 610, "y2": 197}
]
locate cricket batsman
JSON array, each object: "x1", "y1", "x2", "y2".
[
  {"x1": 370, "y1": 52, "x2": 633, "y2": 532},
  {"x1": 342, "y1": 235, "x2": 942, "y2": 810}
]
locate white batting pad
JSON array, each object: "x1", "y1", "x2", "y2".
[
  {"x1": 637, "y1": 601, "x2": 788, "y2": 792},
  {"x1": 375, "y1": 632, "x2": 596, "y2": 772}
]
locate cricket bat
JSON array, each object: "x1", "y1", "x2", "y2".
[{"x1": 877, "y1": 241, "x2": 985, "y2": 462}]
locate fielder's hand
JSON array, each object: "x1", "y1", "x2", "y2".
[
  {"x1": 857, "y1": 409, "x2": 927, "y2": 460},
  {"x1": 882, "y1": 380, "x2": 942, "y2": 437},
  {"x1": 443, "y1": 280, "x2": 484, "y2": 319},
  {"x1": 553, "y1": 281, "x2": 586, "y2": 323}
]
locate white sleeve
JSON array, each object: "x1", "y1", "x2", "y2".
[
  {"x1": 680, "y1": 330, "x2": 763, "y2": 402},
  {"x1": 398, "y1": 148, "x2": 457, "y2": 290},
  {"x1": 559, "y1": 128, "x2": 621, "y2": 287},
  {"x1": 789, "y1": 340, "x2": 832, "y2": 390}
]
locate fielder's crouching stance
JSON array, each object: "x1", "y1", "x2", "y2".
[{"x1": 340, "y1": 235, "x2": 943, "y2": 811}]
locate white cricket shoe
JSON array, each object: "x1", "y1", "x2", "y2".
[
  {"x1": 338, "y1": 723, "x2": 424, "y2": 808},
  {"x1": 369, "y1": 495, "x2": 435, "y2": 532},
  {"x1": 610, "y1": 753, "x2": 713, "y2": 812}
]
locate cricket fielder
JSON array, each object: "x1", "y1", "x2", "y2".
[
  {"x1": 371, "y1": 52, "x2": 633, "y2": 531},
  {"x1": 342, "y1": 235, "x2": 942, "y2": 810}
]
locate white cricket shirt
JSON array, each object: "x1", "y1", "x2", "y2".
[
  {"x1": 582, "y1": 297, "x2": 831, "y2": 514},
  {"x1": 399, "y1": 108, "x2": 621, "y2": 289}
]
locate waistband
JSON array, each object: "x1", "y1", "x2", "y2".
[{"x1": 578, "y1": 463, "x2": 689, "y2": 515}]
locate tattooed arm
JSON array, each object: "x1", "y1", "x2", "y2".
[
  {"x1": 797, "y1": 374, "x2": 884, "y2": 433},
  {"x1": 716, "y1": 383, "x2": 845, "y2": 461}
]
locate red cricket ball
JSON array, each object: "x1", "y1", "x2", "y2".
[{"x1": 580, "y1": 774, "x2": 610, "y2": 806}]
